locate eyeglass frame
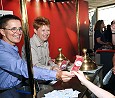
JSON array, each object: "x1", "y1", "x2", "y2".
[{"x1": 2, "y1": 27, "x2": 23, "y2": 34}]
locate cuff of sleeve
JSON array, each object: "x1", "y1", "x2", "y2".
[{"x1": 33, "y1": 66, "x2": 57, "y2": 81}]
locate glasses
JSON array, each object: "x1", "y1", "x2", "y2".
[{"x1": 2, "y1": 27, "x2": 23, "y2": 33}]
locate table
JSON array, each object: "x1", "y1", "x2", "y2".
[{"x1": 37, "y1": 66, "x2": 103, "y2": 98}]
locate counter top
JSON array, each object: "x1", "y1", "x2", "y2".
[{"x1": 37, "y1": 66, "x2": 103, "y2": 98}]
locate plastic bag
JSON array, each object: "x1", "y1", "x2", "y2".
[{"x1": 103, "y1": 69, "x2": 112, "y2": 85}]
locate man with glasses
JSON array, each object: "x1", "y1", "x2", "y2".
[{"x1": 0, "y1": 14, "x2": 74, "y2": 98}]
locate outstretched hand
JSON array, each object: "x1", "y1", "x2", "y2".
[
  {"x1": 73, "y1": 71, "x2": 87, "y2": 85},
  {"x1": 56, "y1": 71, "x2": 75, "y2": 82}
]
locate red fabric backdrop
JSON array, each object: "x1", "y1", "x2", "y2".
[{"x1": 0, "y1": 0, "x2": 89, "y2": 62}]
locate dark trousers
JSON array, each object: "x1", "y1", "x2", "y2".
[
  {"x1": 0, "y1": 87, "x2": 32, "y2": 98},
  {"x1": 0, "y1": 83, "x2": 32, "y2": 98}
]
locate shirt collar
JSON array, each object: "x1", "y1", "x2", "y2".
[
  {"x1": 32, "y1": 34, "x2": 48, "y2": 47},
  {"x1": 0, "y1": 39, "x2": 18, "y2": 52}
]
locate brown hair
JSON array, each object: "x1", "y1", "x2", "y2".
[
  {"x1": 33, "y1": 17, "x2": 50, "y2": 30},
  {"x1": 94, "y1": 20, "x2": 104, "y2": 31}
]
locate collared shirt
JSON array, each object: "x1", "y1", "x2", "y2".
[
  {"x1": 22, "y1": 34, "x2": 56, "y2": 69},
  {"x1": 0, "y1": 39, "x2": 56, "y2": 90}
]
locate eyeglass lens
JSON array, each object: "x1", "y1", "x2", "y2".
[{"x1": 10, "y1": 27, "x2": 23, "y2": 33}]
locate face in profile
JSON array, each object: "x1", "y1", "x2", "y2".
[
  {"x1": 0, "y1": 20, "x2": 22, "y2": 46},
  {"x1": 101, "y1": 21, "x2": 105, "y2": 30},
  {"x1": 34, "y1": 25, "x2": 50, "y2": 42},
  {"x1": 111, "y1": 23, "x2": 115, "y2": 32}
]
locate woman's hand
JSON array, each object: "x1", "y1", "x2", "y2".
[{"x1": 73, "y1": 71, "x2": 87, "y2": 85}]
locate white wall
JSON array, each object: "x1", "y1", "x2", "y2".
[{"x1": 98, "y1": 5, "x2": 115, "y2": 26}]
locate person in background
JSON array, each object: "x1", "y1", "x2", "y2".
[
  {"x1": 104, "y1": 20, "x2": 115, "y2": 92},
  {"x1": 74, "y1": 71, "x2": 115, "y2": 98},
  {"x1": 113, "y1": 53, "x2": 115, "y2": 74},
  {"x1": 107, "y1": 53, "x2": 115, "y2": 95},
  {"x1": 22, "y1": 17, "x2": 59, "y2": 71},
  {"x1": 111, "y1": 20, "x2": 115, "y2": 33},
  {"x1": 94, "y1": 20, "x2": 110, "y2": 52},
  {"x1": 0, "y1": 14, "x2": 74, "y2": 98},
  {"x1": 111, "y1": 20, "x2": 115, "y2": 49},
  {"x1": 107, "y1": 21, "x2": 115, "y2": 95},
  {"x1": 104, "y1": 24, "x2": 112, "y2": 43}
]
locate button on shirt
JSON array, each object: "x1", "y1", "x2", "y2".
[{"x1": 0, "y1": 39, "x2": 56, "y2": 90}]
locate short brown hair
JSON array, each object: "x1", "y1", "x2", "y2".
[
  {"x1": 33, "y1": 17, "x2": 50, "y2": 30},
  {"x1": 0, "y1": 14, "x2": 21, "y2": 29}
]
